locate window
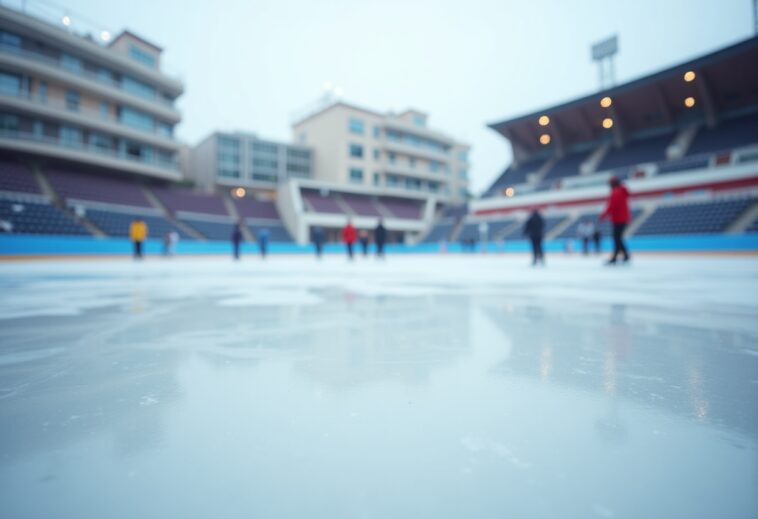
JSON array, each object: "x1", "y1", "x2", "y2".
[
  {"x1": 413, "y1": 115, "x2": 425, "y2": 127},
  {"x1": 90, "y1": 133, "x2": 112, "y2": 151},
  {"x1": 386, "y1": 174, "x2": 398, "y2": 187},
  {"x1": 388, "y1": 151, "x2": 396, "y2": 164},
  {"x1": 97, "y1": 68, "x2": 114, "y2": 84},
  {"x1": 0, "y1": 72, "x2": 21, "y2": 95},
  {"x1": 373, "y1": 172, "x2": 381, "y2": 186},
  {"x1": 349, "y1": 168, "x2": 364, "y2": 183},
  {"x1": 38, "y1": 81, "x2": 47, "y2": 102},
  {"x1": 458, "y1": 150, "x2": 468, "y2": 162},
  {"x1": 429, "y1": 182, "x2": 439, "y2": 192},
  {"x1": 60, "y1": 126, "x2": 82, "y2": 147},
  {"x1": 460, "y1": 187, "x2": 468, "y2": 198},
  {"x1": 0, "y1": 114, "x2": 19, "y2": 132},
  {"x1": 100, "y1": 101, "x2": 109, "y2": 119},
  {"x1": 409, "y1": 158, "x2": 416, "y2": 168},
  {"x1": 348, "y1": 117, "x2": 364, "y2": 135},
  {"x1": 157, "y1": 122, "x2": 173, "y2": 137},
  {"x1": 129, "y1": 45, "x2": 157, "y2": 68},
  {"x1": 349, "y1": 143, "x2": 364, "y2": 158},
  {"x1": 298, "y1": 131, "x2": 307, "y2": 144},
  {"x1": 0, "y1": 31, "x2": 21, "y2": 52},
  {"x1": 65, "y1": 90, "x2": 80, "y2": 111},
  {"x1": 32, "y1": 120, "x2": 43, "y2": 138},
  {"x1": 252, "y1": 156, "x2": 277, "y2": 169},
  {"x1": 61, "y1": 53, "x2": 82, "y2": 72},
  {"x1": 252, "y1": 141, "x2": 278, "y2": 154},
  {"x1": 373, "y1": 126, "x2": 381, "y2": 138},
  {"x1": 252, "y1": 173, "x2": 277, "y2": 182},
  {"x1": 429, "y1": 160, "x2": 439, "y2": 172},
  {"x1": 406, "y1": 178, "x2": 421, "y2": 190},
  {"x1": 120, "y1": 106, "x2": 154, "y2": 131},
  {"x1": 459, "y1": 169, "x2": 468, "y2": 179},
  {"x1": 122, "y1": 76, "x2": 156, "y2": 99},
  {"x1": 373, "y1": 149, "x2": 380, "y2": 160},
  {"x1": 219, "y1": 168, "x2": 240, "y2": 179}
]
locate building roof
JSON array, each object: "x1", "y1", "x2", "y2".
[
  {"x1": 109, "y1": 29, "x2": 163, "y2": 53},
  {"x1": 488, "y1": 36, "x2": 758, "y2": 155}
]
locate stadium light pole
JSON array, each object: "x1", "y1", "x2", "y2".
[
  {"x1": 591, "y1": 35, "x2": 618, "y2": 90},
  {"x1": 754, "y1": 0, "x2": 758, "y2": 34}
]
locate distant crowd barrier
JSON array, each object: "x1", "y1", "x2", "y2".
[{"x1": 0, "y1": 234, "x2": 756, "y2": 257}]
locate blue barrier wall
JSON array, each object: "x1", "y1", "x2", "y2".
[{"x1": 1, "y1": 234, "x2": 756, "y2": 256}]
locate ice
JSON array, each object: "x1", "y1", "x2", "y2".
[{"x1": 0, "y1": 254, "x2": 757, "y2": 518}]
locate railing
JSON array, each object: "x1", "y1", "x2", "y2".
[
  {"x1": 0, "y1": 88, "x2": 175, "y2": 140},
  {"x1": 0, "y1": 43, "x2": 177, "y2": 107},
  {"x1": 0, "y1": 129, "x2": 179, "y2": 171}
]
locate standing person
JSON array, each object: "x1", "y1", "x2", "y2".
[
  {"x1": 162, "y1": 232, "x2": 171, "y2": 257},
  {"x1": 312, "y1": 226, "x2": 325, "y2": 259},
  {"x1": 358, "y1": 229, "x2": 370, "y2": 257},
  {"x1": 342, "y1": 220, "x2": 357, "y2": 260},
  {"x1": 257, "y1": 227, "x2": 269, "y2": 259},
  {"x1": 129, "y1": 217, "x2": 147, "y2": 260},
  {"x1": 577, "y1": 218, "x2": 595, "y2": 256},
  {"x1": 169, "y1": 231, "x2": 179, "y2": 256},
  {"x1": 592, "y1": 225, "x2": 602, "y2": 254},
  {"x1": 374, "y1": 219, "x2": 387, "y2": 259},
  {"x1": 600, "y1": 176, "x2": 631, "y2": 265},
  {"x1": 231, "y1": 223, "x2": 243, "y2": 260},
  {"x1": 523, "y1": 209, "x2": 545, "y2": 266}
]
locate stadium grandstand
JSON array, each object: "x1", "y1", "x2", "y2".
[{"x1": 422, "y1": 36, "x2": 758, "y2": 248}]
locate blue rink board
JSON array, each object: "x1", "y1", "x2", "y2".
[{"x1": 1, "y1": 234, "x2": 757, "y2": 256}]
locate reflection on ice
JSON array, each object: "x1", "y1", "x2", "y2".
[{"x1": 0, "y1": 256, "x2": 756, "y2": 518}]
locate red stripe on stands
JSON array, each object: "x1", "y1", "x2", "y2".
[{"x1": 474, "y1": 175, "x2": 758, "y2": 216}]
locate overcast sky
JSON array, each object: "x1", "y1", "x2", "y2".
[{"x1": 16, "y1": 0, "x2": 754, "y2": 193}]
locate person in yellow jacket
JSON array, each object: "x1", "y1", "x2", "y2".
[{"x1": 129, "y1": 218, "x2": 148, "y2": 259}]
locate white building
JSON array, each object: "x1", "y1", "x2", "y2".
[
  {"x1": 292, "y1": 102, "x2": 470, "y2": 203},
  {"x1": 189, "y1": 131, "x2": 313, "y2": 194}
]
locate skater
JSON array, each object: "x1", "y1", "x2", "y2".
[
  {"x1": 129, "y1": 217, "x2": 147, "y2": 260},
  {"x1": 577, "y1": 218, "x2": 595, "y2": 256},
  {"x1": 256, "y1": 227, "x2": 269, "y2": 259},
  {"x1": 523, "y1": 209, "x2": 545, "y2": 266},
  {"x1": 312, "y1": 226, "x2": 325, "y2": 259},
  {"x1": 592, "y1": 226, "x2": 602, "y2": 254},
  {"x1": 162, "y1": 231, "x2": 171, "y2": 256},
  {"x1": 374, "y1": 219, "x2": 387, "y2": 258},
  {"x1": 231, "y1": 223, "x2": 243, "y2": 260},
  {"x1": 342, "y1": 220, "x2": 357, "y2": 260},
  {"x1": 359, "y1": 229, "x2": 370, "y2": 257},
  {"x1": 600, "y1": 176, "x2": 631, "y2": 265}
]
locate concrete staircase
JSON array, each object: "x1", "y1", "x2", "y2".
[
  {"x1": 142, "y1": 187, "x2": 205, "y2": 240},
  {"x1": 33, "y1": 166, "x2": 105, "y2": 237},
  {"x1": 726, "y1": 201, "x2": 758, "y2": 234}
]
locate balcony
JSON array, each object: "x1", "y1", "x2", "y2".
[
  {"x1": 383, "y1": 139, "x2": 452, "y2": 162},
  {"x1": 382, "y1": 161, "x2": 452, "y2": 182},
  {"x1": 0, "y1": 45, "x2": 181, "y2": 122},
  {"x1": 0, "y1": 89, "x2": 179, "y2": 149},
  {"x1": 0, "y1": 128, "x2": 180, "y2": 180}
]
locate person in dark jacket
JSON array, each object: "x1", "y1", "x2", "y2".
[
  {"x1": 312, "y1": 226, "x2": 325, "y2": 259},
  {"x1": 523, "y1": 209, "x2": 545, "y2": 266},
  {"x1": 600, "y1": 176, "x2": 631, "y2": 264},
  {"x1": 374, "y1": 220, "x2": 387, "y2": 258},
  {"x1": 358, "y1": 229, "x2": 370, "y2": 257},
  {"x1": 231, "y1": 224, "x2": 243, "y2": 260}
]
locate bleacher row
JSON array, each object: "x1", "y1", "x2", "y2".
[
  {"x1": 485, "y1": 112, "x2": 758, "y2": 197},
  {"x1": 423, "y1": 198, "x2": 757, "y2": 243},
  {"x1": 301, "y1": 189, "x2": 423, "y2": 219},
  {"x1": 0, "y1": 163, "x2": 292, "y2": 242}
]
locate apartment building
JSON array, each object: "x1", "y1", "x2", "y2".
[
  {"x1": 292, "y1": 102, "x2": 470, "y2": 202},
  {"x1": 0, "y1": 5, "x2": 183, "y2": 179}
]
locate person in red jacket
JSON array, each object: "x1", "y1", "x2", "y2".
[
  {"x1": 342, "y1": 220, "x2": 357, "y2": 260},
  {"x1": 600, "y1": 176, "x2": 631, "y2": 264}
]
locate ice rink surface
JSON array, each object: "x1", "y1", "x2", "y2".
[{"x1": 0, "y1": 253, "x2": 757, "y2": 519}]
